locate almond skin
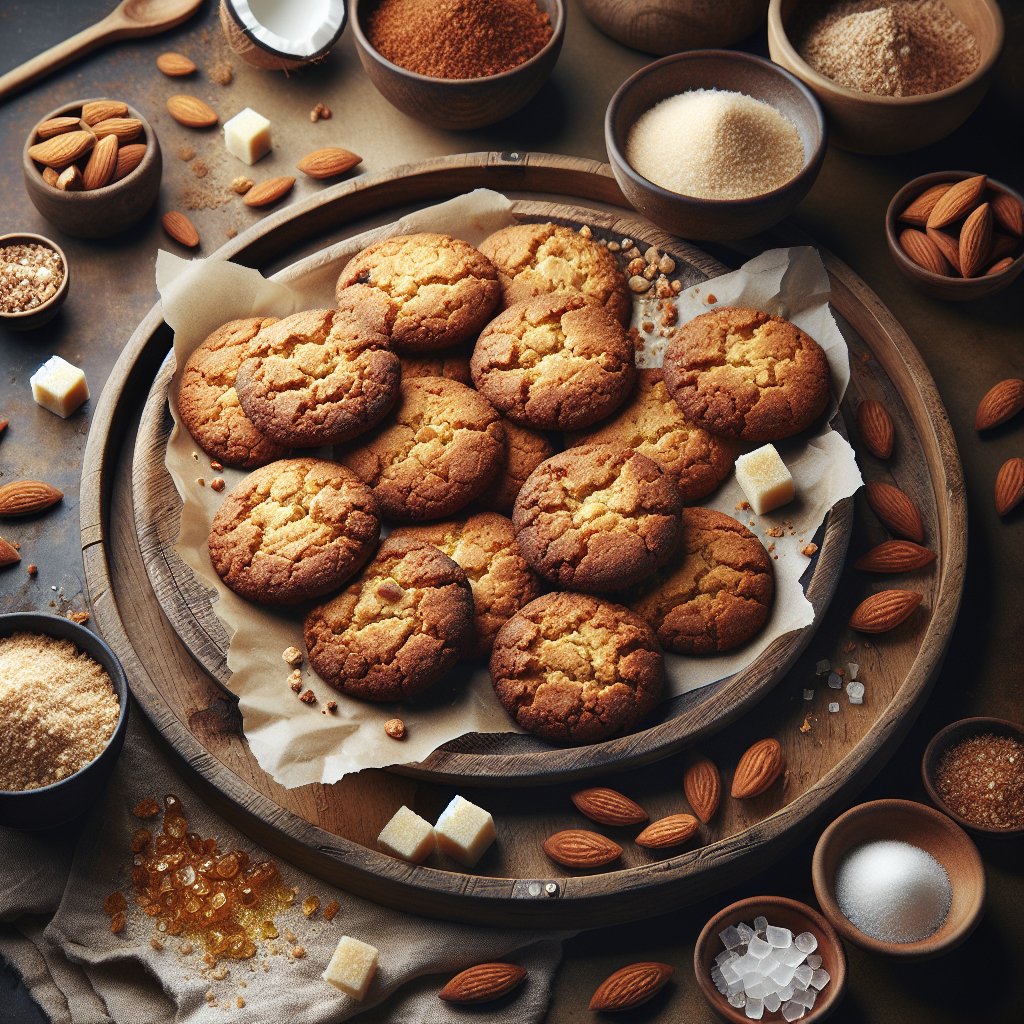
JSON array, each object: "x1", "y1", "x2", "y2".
[
  {"x1": 926, "y1": 228, "x2": 962, "y2": 276},
  {"x1": 865, "y1": 481, "x2": 925, "y2": 542},
  {"x1": 731, "y1": 738, "x2": 783, "y2": 799},
  {"x1": 995, "y1": 458, "x2": 1024, "y2": 517},
  {"x1": 898, "y1": 183, "x2": 952, "y2": 227},
  {"x1": 296, "y1": 147, "x2": 362, "y2": 179},
  {"x1": 975, "y1": 378, "x2": 1024, "y2": 431},
  {"x1": 156, "y1": 52, "x2": 197, "y2": 77},
  {"x1": 27, "y1": 130, "x2": 95, "y2": 169},
  {"x1": 81, "y1": 100, "x2": 128, "y2": 126},
  {"x1": 0, "y1": 537, "x2": 21, "y2": 568},
  {"x1": 82, "y1": 134, "x2": 119, "y2": 190},
  {"x1": 898, "y1": 228, "x2": 949, "y2": 276},
  {"x1": 243, "y1": 176, "x2": 296, "y2": 208},
  {"x1": 986, "y1": 257, "x2": 1016, "y2": 276},
  {"x1": 166, "y1": 94, "x2": 218, "y2": 128},
  {"x1": 926, "y1": 174, "x2": 987, "y2": 229},
  {"x1": 853, "y1": 540, "x2": 936, "y2": 573},
  {"x1": 113, "y1": 143, "x2": 147, "y2": 182},
  {"x1": 438, "y1": 963, "x2": 526, "y2": 1004},
  {"x1": 959, "y1": 202, "x2": 993, "y2": 278},
  {"x1": 635, "y1": 813, "x2": 699, "y2": 850},
  {"x1": 856, "y1": 399, "x2": 894, "y2": 459},
  {"x1": 542, "y1": 829, "x2": 622, "y2": 869},
  {"x1": 849, "y1": 589, "x2": 922, "y2": 633},
  {"x1": 0, "y1": 481, "x2": 63, "y2": 517},
  {"x1": 683, "y1": 755, "x2": 721, "y2": 824},
  {"x1": 90, "y1": 117, "x2": 143, "y2": 143},
  {"x1": 589, "y1": 962, "x2": 674, "y2": 1012},
  {"x1": 992, "y1": 191, "x2": 1024, "y2": 236},
  {"x1": 571, "y1": 788, "x2": 648, "y2": 827},
  {"x1": 162, "y1": 211, "x2": 200, "y2": 249},
  {"x1": 36, "y1": 116, "x2": 83, "y2": 140}
]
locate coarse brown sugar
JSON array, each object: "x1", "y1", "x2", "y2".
[
  {"x1": 0, "y1": 243, "x2": 64, "y2": 314},
  {"x1": 935, "y1": 732, "x2": 1024, "y2": 830}
]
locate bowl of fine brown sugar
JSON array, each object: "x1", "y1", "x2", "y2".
[
  {"x1": 0, "y1": 613, "x2": 129, "y2": 830},
  {"x1": 768, "y1": 0, "x2": 1004, "y2": 154}
]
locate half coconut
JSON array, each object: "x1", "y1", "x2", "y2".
[{"x1": 219, "y1": 0, "x2": 348, "y2": 71}]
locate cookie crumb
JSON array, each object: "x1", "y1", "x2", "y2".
[
  {"x1": 799, "y1": 715, "x2": 813, "y2": 734},
  {"x1": 27, "y1": 564, "x2": 38, "y2": 577},
  {"x1": 802, "y1": 543, "x2": 819, "y2": 557},
  {"x1": 210, "y1": 460, "x2": 223, "y2": 472},
  {"x1": 282, "y1": 646, "x2": 303, "y2": 667},
  {"x1": 177, "y1": 145, "x2": 195, "y2": 162},
  {"x1": 210, "y1": 478, "x2": 225, "y2": 492},
  {"x1": 150, "y1": 937, "x2": 164, "y2": 951},
  {"x1": 208, "y1": 60, "x2": 233, "y2": 85},
  {"x1": 288, "y1": 670, "x2": 302, "y2": 694},
  {"x1": 299, "y1": 689, "x2": 316, "y2": 705},
  {"x1": 326, "y1": 700, "x2": 337, "y2": 713},
  {"x1": 736, "y1": 500, "x2": 751, "y2": 511},
  {"x1": 384, "y1": 718, "x2": 407, "y2": 740},
  {"x1": 191, "y1": 159, "x2": 209, "y2": 179},
  {"x1": 197, "y1": 478, "x2": 205, "y2": 487},
  {"x1": 230, "y1": 176, "x2": 253, "y2": 195},
  {"x1": 67, "y1": 610, "x2": 90, "y2": 624}
]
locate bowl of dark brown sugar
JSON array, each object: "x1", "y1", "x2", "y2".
[{"x1": 351, "y1": 0, "x2": 565, "y2": 130}]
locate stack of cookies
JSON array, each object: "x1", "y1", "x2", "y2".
[{"x1": 181, "y1": 222, "x2": 833, "y2": 748}]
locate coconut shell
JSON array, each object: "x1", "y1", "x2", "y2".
[{"x1": 218, "y1": 0, "x2": 307, "y2": 71}]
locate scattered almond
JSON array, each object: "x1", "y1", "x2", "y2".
[
  {"x1": 243, "y1": 176, "x2": 295, "y2": 208},
  {"x1": 992, "y1": 191, "x2": 1024, "y2": 236},
  {"x1": 438, "y1": 963, "x2": 527, "y2": 1004},
  {"x1": 683, "y1": 755, "x2": 721, "y2": 824},
  {"x1": 296, "y1": 147, "x2": 362, "y2": 179},
  {"x1": 898, "y1": 228, "x2": 949, "y2": 276},
  {"x1": 0, "y1": 537, "x2": 20, "y2": 568},
  {"x1": 56, "y1": 165, "x2": 83, "y2": 191},
  {"x1": 853, "y1": 540, "x2": 936, "y2": 573},
  {"x1": 635, "y1": 814, "x2": 699, "y2": 850},
  {"x1": 958, "y1": 202, "x2": 992, "y2": 278},
  {"x1": 731, "y1": 738, "x2": 784, "y2": 800},
  {"x1": 0, "y1": 481, "x2": 64, "y2": 517},
  {"x1": 166, "y1": 95, "x2": 218, "y2": 128},
  {"x1": 570, "y1": 788, "x2": 647, "y2": 827},
  {"x1": 113, "y1": 143, "x2": 147, "y2": 182},
  {"x1": 849, "y1": 589, "x2": 922, "y2": 633},
  {"x1": 588, "y1": 962, "x2": 674, "y2": 1012},
  {"x1": 898, "y1": 182, "x2": 951, "y2": 226},
  {"x1": 925, "y1": 228, "x2": 962, "y2": 275},
  {"x1": 975, "y1": 379, "x2": 1024, "y2": 431},
  {"x1": 542, "y1": 829, "x2": 622, "y2": 869},
  {"x1": 156, "y1": 52, "x2": 197, "y2": 77},
  {"x1": 995, "y1": 457, "x2": 1024, "y2": 517},
  {"x1": 28, "y1": 130, "x2": 96, "y2": 169},
  {"x1": 81, "y1": 100, "x2": 128, "y2": 126},
  {"x1": 856, "y1": 399, "x2": 894, "y2": 459},
  {"x1": 82, "y1": 134, "x2": 119, "y2": 190},
  {"x1": 865, "y1": 481, "x2": 924, "y2": 542},
  {"x1": 90, "y1": 117, "x2": 142, "y2": 143},
  {"x1": 926, "y1": 174, "x2": 986, "y2": 229},
  {"x1": 162, "y1": 211, "x2": 200, "y2": 248},
  {"x1": 36, "y1": 116, "x2": 83, "y2": 140}
]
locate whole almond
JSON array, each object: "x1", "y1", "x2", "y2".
[
  {"x1": 865, "y1": 481, "x2": 925, "y2": 542},
  {"x1": 156, "y1": 52, "x2": 197, "y2": 77},
  {"x1": 297, "y1": 147, "x2": 362, "y2": 179},
  {"x1": 0, "y1": 481, "x2": 63, "y2": 517},
  {"x1": 438, "y1": 963, "x2": 526, "y2": 1004},
  {"x1": 36, "y1": 116, "x2": 83, "y2": 140},
  {"x1": 975, "y1": 378, "x2": 1024, "y2": 431},
  {"x1": 589, "y1": 962, "x2": 674, "y2": 1012},
  {"x1": 926, "y1": 174, "x2": 987, "y2": 229},
  {"x1": 90, "y1": 117, "x2": 142, "y2": 143},
  {"x1": 898, "y1": 229, "x2": 949, "y2": 276},
  {"x1": 856, "y1": 399, "x2": 895, "y2": 459},
  {"x1": 0, "y1": 536, "x2": 20, "y2": 568},
  {"x1": 27, "y1": 130, "x2": 95, "y2": 169},
  {"x1": 166, "y1": 95, "x2": 218, "y2": 128},
  {"x1": 82, "y1": 134, "x2": 119, "y2": 190},
  {"x1": 571, "y1": 788, "x2": 647, "y2": 826},
  {"x1": 731, "y1": 739, "x2": 784, "y2": 799},
  {"x1": 990, "y1": 234, "x2": 1019, "y2": 262},
  {"x1": 41, "y1": 166, "x2": 60, "y2": 187},
  {"x1": 683, "y1": 755, "x2": 721, "y2": 824},
  {"x1": 853, "y1": 540, "x2": 936, "y2": 573},
  {"x1": 81, "y1": 100, "x2": 128, "y2": 126},
  {"x1": 162, "y1": 211, "x2": 200, "y2": 248},
  {"x1": 113, "y1": 143, "x2": 147, "y2": 182},
  {"x1": 992, "y1": 192, "x2": 1024, "y2": 236},
  {"x1": 635, "y1": 813, "x2": 699, "y2": 850},
  {"x1": 925, "y1": 228, "x2": 962, "y2": 276},
  {"x1": 243, "y1": 176, "x2": 296, "y2": 208},
  {"x1": 849, "y1": 589, "x2": 922, "y2": 633},
  {"x1": 898, "y1": 183, "x2": 952, "y2": 226},
  {"x1": 56, "y1": 165, "x2": 83, "y2": 192},
  {"x1": 986, "y1": 257, "x2": 1015, "y2": 276},
  {"x1": 995, "y1": 458, "x2": 1024, "y2": 517},
  {"x1": 542, "y1": 829, "x2": 622, "y2": 869},
  {"x1": 959, "y1": 202, "x2": 992, "y2": 278}
]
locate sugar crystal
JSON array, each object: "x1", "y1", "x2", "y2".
[
  {"x1": 810, "y1": 968, "x2": 831, "y2": 990},
  {"x1": 794, "y1": 931, "x2": 817, "y2": 954},
  {"x1": 737, "y1": 921, "x2": 756, "y2": 943},
  {"x1": 722, "y1": 962, "x2": 740, "y2": 984},
  {"x1": 745, "y1": 996, "x2": 765, "y2": 1019},
  {"x1": 815, "y1": 659, "x2": 830, "y2": 675},
  {"x1": 794, "y1": 965, "x2": 813, "y2": 987},
  {"x1": 847, "y1": 662, "x2": 859, "y2": 679},
  {"x1": 803, "y1": 688, "x2": 814, "y2": 701},
  {"x1": 782, "y1": 999, "x2": 805, "y2": 1021},
  {"x1": 766, "y1": 925, "x2": 792, "y2": 948},
  {"x1": 757, "y1": 954, "x2": 778, "y2": 975},
  {"x1": 721, "y1": 924, "x2": 744, "y2": 949},
  {"x1": 806, "y1": 954, "x2": 822, "y2": 969},
  {"x1": 748, "y1": 935, "x2": 772, "y2": 959},
  {"x1": 778, "y1": 983, "x2": 795, "y2": 1001},
  {"x1": 828, "y1": 701, "x2": 840, "y2": 713},
  {"x1": 827, "y1": 671, "x2": 843, "y2": 689},
  {"x1": 847, "y1": 680, "x2": 865, "y2": 704},
  {"x1": 779, "y1": 944, "x2": 806, "y2": 966},
  {"x1": 770, "y1": 962, "x2": 796, "y2": 987},
  {"x1": 764, "y1": 992, "x2": 782, "y2": 1012},
  {"x1": 754, "y1": 915, "x2": 768, "y2": 934},
  {"x1": 728, "y1": 991, "x2": 747, "y2": 1008},
  {"x1": 716, "y1": 950, "x2": 739, "y2": 967}
]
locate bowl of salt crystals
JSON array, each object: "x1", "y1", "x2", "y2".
[{"x1": 605, "y1": 50, "x2": 826, "y2": 241}]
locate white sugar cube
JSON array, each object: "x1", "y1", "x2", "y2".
[
  {"x1": 745, "y1": 996, "x2": 764, "y2": 1019},
  {"x1": 793, "y1": 965, "x2": 813, "y2": 987},
  {"x1": 779, "y1": 944, "x2": 806, "y2": 967},
  {"x1": 764, "y1": 992, "x2": 782, "y2": 1012},
  {"x1": 31, "y1": 355, "x2": 89, "y2": 418},
  {"x1": 847, "y1": 662, "x2": 859, "y2": 679},
  {"x1": 778, "y1": 983, "x2": 795, "y2": 1001},
  {"x1": 806, "y1": 954, "x2": 822, "y2": 970},
  {"x1": 746, "y1": 980, "x2": 766, "y2": 1000},
  {"x1": 794, "y1": 931, "x2": 818, "y2": 954},
  {"x1": 721, "y1": 962, "x2": 741, "y2": 985},
  {"x1": 748, "y1": 936, "x2": 772, "y2": 959},
  {"x1": 716, "y1": 950, "x2": 739, "y2": 967},
  {"x1": 720, "y1": 925, "x2": 744, "y2": 949},
  {"x1": 753, "y1": 915, "x2": 768, "y2": 935},
  {"x1": 376, "y1": 806, "x2": 434, "y2": 863},
  {"x1": 737, "y1": 921, "x2": 756, "y2": 943},
  {"x1": 770, "y1": 962, "x2": 796, "y2": 987},
  {"x1": 323, "y1": 936, "x2": 378, "y2": 1000},
  {"x1": 734, "y1": 444, "x2": 794, "y2": 515},
  {"x1": 728, "y1": 991, "x2": 747, "y2": 1008},
  {"x1": 782, "y1": 999, "x2": 805, "y2": 1021},
  {"x1": 847, "y1": 680, "x2": 865, "y2": 704},
  {"x1": 828, "y1": 701, "x2": 840, "y2": 713},
  {"x1": 766, "y1": 925, "x2": 792, "y2": 949},
  {"x1": 827, "y1": 671, "x2": 843, "y2": 689},
  {"x1": 758, "y1": 954, "x2": 779, "y2": 975},
  {"x1": 810, "y1": 968, "x2": 830, "y2": 991},
  {"x1": 433, "y1": 795, "x2": 495, "y2": 866},
  {"x1": 223, "y1": 107, "x2": 272, "y2": 165}
]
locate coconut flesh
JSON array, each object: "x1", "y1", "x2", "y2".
[{"x1": 224, "y1": 0, "x2": 347, "y2": 63}]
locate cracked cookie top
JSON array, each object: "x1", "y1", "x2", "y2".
[
  {"x1": 513, "y1": 444, "x2": 683, "y2": 594},
  {"x1": 338, "y1": 376, "x2": 506, "y2": 522},
  {"x1": 208, "y1": 458, "x2": 380, "y2": 606},
  {"x1": 178, "y1": 316, "x2": 288, "y2": 469},
  {"x1": 304, "y1": 536, "x2": 474, "y2": 702},
  {"x1": 630, "y1": 507, "x2": 774, "y2": 655},
  {"x1": 470, "y1": 293, "x2": 636, "y2": 431},
  {"x1": 489, "y1": 592, "x2": 665, "y2": 745},
  {"x1": 662, "y1": 307, "x2": 831, "y2": 443},
  {"x1": 476, "y1": 417, "x2": 555, "y2": 515},
  {"x1": 479, "y1": 221, "x2": 632, "y2": 326},
  {"x1": 335, "y1": 232, "x2": 500, "y2": 353},
  {"x1": 399, "y1": 345, "x2": 473, "y2": 386}
]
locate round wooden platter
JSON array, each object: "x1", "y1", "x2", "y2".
[{"x1": 81, "y1": 154, "x2": 965, "y2": 928}]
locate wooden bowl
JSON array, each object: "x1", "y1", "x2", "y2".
[
  {"x1": 694, "y1": 895, "x2": 847, "y2": 1022},
  {"x1": 22, "y1": 98, "x2": 162, "y2": 239},
  {"x1": 922, "y1": 717, "x2": 1024, "y2": 837},
  {"x1": 885, "y1": 171, "x2": 1024, "y2": 302},
  {"x1": 350, "y1": 0, "x2": 565, "y2": 131},
  {"x1": 812, "y1": 799, "x2": 985, "y2": 959},
  {"x1": 768, "y1": 0, "x2": 1004, "y2": 154},
  {"x1": 0, "y1": 232, "x2": 69, "y2": 331},
  {"x1": 578, "y1": 0, "x2": 767, "y2": 56},
  {"x1": 604, "y1": 50, "x2": 826, "y2": 241}
]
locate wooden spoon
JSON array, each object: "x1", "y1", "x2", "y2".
[{"x1": 0, "y1": 0, "x2": 204, "y2": 102}]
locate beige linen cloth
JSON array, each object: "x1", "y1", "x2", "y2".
[{"x1": 0, "y1": 711, "x2": 568, "y2": 1023}]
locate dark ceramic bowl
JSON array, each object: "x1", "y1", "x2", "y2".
[
  {"x1": 605, "y1": 50, "x2": 826, "y2": 241},
  {"x1": 22, "y1": 98, "x2": 162, "y2": 239},
  {"x1": 0, "y1": 232, "x2": 69, "y2": 331},
  {"x1": 351, "y1": 0, "x2": 565, "y2": 130},
  {"x1": 0, "y1": 612, "x2": 129, "y2": 830}
]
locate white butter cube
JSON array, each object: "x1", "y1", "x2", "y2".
[
  {"x1": 223, "y1": 107, "x2": 272, "y2": 165},
  {"x1": 434, "y1": 795, "x2": 495, "y2": 867},
  {"x1": 377, "y1": 805, "x2": 435, "y2": 863},
  {"x1": 323, "y1": 935, "x2": 378, "y2": 1000},
  {"x1": 735, "y1": 444, "x2": 794, "y2": 515},
  {"x1": 30, "y1": 355, "x2": 89, "y2": 418}
]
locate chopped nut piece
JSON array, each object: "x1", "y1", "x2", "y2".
[
  {"x1": 628, "y1": 275, "x2": 651, "y2": 293},
  {"x1": 299, "y1": 689, "x2": 316, "y2": 705},
  {"x1": 802, "y1": 543, "x2": 819, "y2": 557},
  {"x1": 291, "y1": 946, "x2": 306, "y2": 959},
  {"x1": 671, "y1": 280, "x2": 682, "y2": 293},
  {"x1": 282, "y1": 646, "x2": 303, "y2": 667},
  {"x1": 375, "y1": 580, "x2": 403, "y2": 601},
  {"x1": 579, "y1": 224, "x2": 592, "y2": 239},
  {"x1": 384, "y1": 718, "x2": 407, "y2": 740},
  {"x1": 625, "y1": 246, "x2": 642, "y2": 260},
  {"x1": 289, "y1": 671, "x2": 302, "y2": 693},
  {"x1": 27, "y1": 564, "x2": 38, "y2": 577},
  {"x1": 607, "y1": 241, "x2": 620, "y2": 252},
  {"x1": 326, "y1": 700, "x2": 338, "y2": 713},
  {"x1": 230, "y1": 176, "x2": 254, "y2": 195},
  {"x1": 659, "y1": 254, "x2": 676, "y2": 274},
  {"x1": 210, "y1": 478, "x2": 225, "y2": 492},
  {"x1": 67, "y1": 610, "x2": 90, "y2": 624},
  {"x1": 626, "y1": 257, "x2": 646, "y2": 276},
  {"x1": 210, "y1": 460, "x2": 223, "y2": 472}
]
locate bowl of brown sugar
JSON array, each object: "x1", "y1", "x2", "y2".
[
  {"x1": 351, "y1": 0, "x2": 565, "y2": 130},
  {"x1": 0, "y1": 613, "x2": 129, "y2": 830}
]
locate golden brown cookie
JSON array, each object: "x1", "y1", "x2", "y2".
[
  {"x1": 400, "y1": 345, "x2": 473, "y2": 386},
  {"x1": 208, "y1": 458, "x2": 380, "y2": 606},
  {"x1": 391, "y1": 513, "x2": 542, "y2": 659},
  {"x1": 234, "y1": 293, "x2": 399, "y2": 449},
  {"x1": 630, "y1": 507, "x2": 774, "y2": 655},
  {"x1": 570, "y1": 369, "x2": 737, "y2": 504},
  {"x1": 477, "y1": 418, "x2": 556, "y2": 515},
  {"x1": 304, "y1": 536, "x2": 474, "y2": 702},
  {"x1": 335, "y1": 232, "x2": 500, "y2": 353},
  {"x1": 470, "y1": 293, "x2": 636, "y2": 431},
  {"x1": 479, "y1": 222, "x2": 632, "y2": 326},
  {"x1": 338, "y1": 376, "x2": 506, "y2": 522},
  {"x1": 177, "y1": 316, "x2": 288, "y2": 469},
  {"x1": 513, "y1": 444, "x2": 683, "y2": 593},
  {"x1": 489, "y1": 592, "x2": 665, "y2": 745},
  {"x1": 662, "y1": 307, "x2": 831, "y2": 443}
]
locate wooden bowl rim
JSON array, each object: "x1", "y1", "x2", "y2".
[
  {"x1": 693, "y1": 894, "x2": 848, "y2": 1023},
  {"x1": 921, "y1": 716, "x2": 1024, "y2": 836},
  {"x1": 811, "y1": 798, "x2": 986, "y2": 958},
  {"x1": 0, "y1": 231, "x2": 70, "y2": 322}
]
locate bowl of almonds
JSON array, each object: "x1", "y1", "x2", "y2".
[
  {"x1": 22, "y1": 97, "x2": 162, "y2": 239},
  {"x1": 885, "y1": 171, "x2": 1024, "y2": 301}
]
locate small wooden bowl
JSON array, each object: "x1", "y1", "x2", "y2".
[
  {"x1": 604, "y1": 50, "x2": 826, "y2": 241},
  {"x1": 922, "y1": 717, "x2": 1024, "y2": 837},
  {"x1": 812, "y1": 799, "x2": 985, "y2": 959},
  {"x1": 768, "y1": 0, "x2": 1004, "y2": 154},
  {"x1": 22, "y1": 98, "x2": 162, "y2": 239},
  {"x1": 885, "y1": 171, "x2": 1024, "y2": 302},
  {"x1": 350, "y1": 0, "x2": 565, "y2": 131},
  {"x1": 0, "y1": 232, "x2": 69, "y2": 331},
  {"x1": 694, "y1": 895, "x2": 847, "y2": 1023}
]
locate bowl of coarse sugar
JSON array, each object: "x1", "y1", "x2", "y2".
[{"x1": 0, "y1": 612, "x2": 129, "y2": 830}]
